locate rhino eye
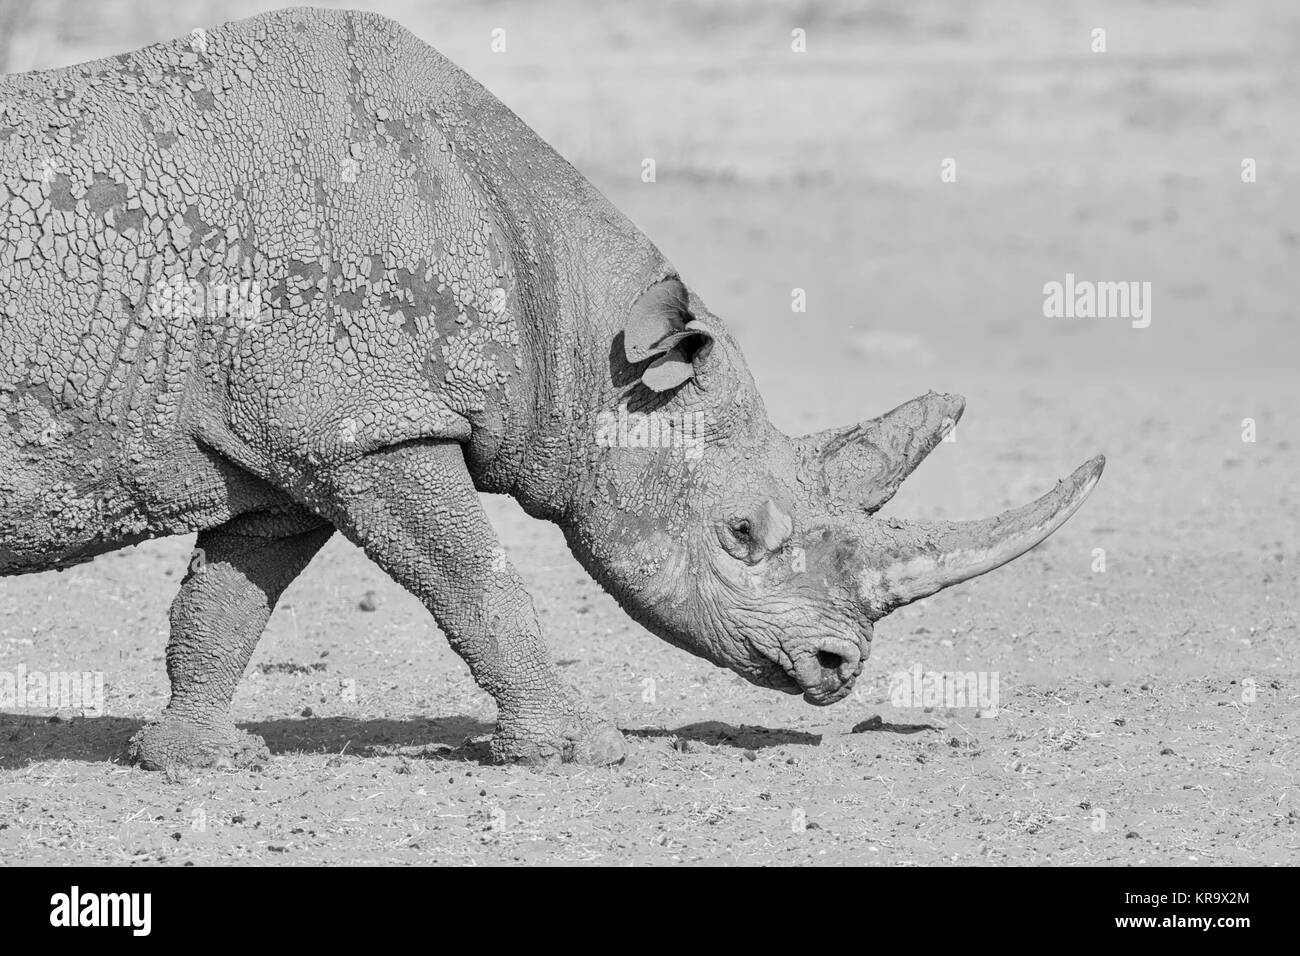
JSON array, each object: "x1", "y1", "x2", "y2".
[
  {"x1": 717, "y1": 517, "x2": 759, "y2": 564},
  {"x1": 717, "y1": 498, "x2": 795, "y2": 565}
]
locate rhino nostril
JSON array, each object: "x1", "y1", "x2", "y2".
[
  {"x1": 804, "y1": 640, "x2": 862, "y2": 691},
  {"x1": 816, "y1": 649, "x2": 845, "y2": 672}
]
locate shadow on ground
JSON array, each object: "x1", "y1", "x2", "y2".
[
  {"x1": 628, "y1": 720, "x2": 822, "y2": 750},
  {"x1": 849, "y1": 717, "x2": 942, "y2": 735},
  {"x1": 0, "y1": 714, "x2": 834, "y2": 766},
  {"x1": 0, "y1": 713, "x2": 495, "y2": 768}
]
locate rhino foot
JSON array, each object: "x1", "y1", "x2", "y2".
[
  {"x1": 490, "y1": 711, "x2": 626, "y2": 767},
  {"x1": 129, "y1": 715, "x2": 270, "y2": 771}
]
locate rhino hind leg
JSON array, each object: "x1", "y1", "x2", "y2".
[
  {"x1": 313, "y1": 439, "x2": 625, "y2": 767},
  {"x1": 129, "y1": 512, "x2": 334, "y2": 771}
]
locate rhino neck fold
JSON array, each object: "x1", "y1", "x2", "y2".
[{"x1": 422, "y1": 55, "x2": 677, "y2": 521}]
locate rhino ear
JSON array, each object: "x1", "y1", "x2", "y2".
[
  {"x1": 624, "y1": 278, "x2": 715, "y2": 392},
  {"x1": 624, "y1": 279, "x2": 688, "y2": 364}
]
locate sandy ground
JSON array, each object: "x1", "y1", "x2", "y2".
[{"x1": 1, "y1": 0, "x2": 1297, "y2": 864}]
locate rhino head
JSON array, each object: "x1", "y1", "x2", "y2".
[{"x1": 564, "y1": 277, "x2": 1103, "y2": 705}]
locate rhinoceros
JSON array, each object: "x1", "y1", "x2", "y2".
[{"x1": 0, "y1": 8, "x2": 1103, "y2": 768}]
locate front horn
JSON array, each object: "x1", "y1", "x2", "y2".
[{"x1": 853, "y1": 455, "x2": 1105, "y2": 619}]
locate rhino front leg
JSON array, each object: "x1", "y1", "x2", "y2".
[
  {"x1": 129, "y1": 513, "x2": 333, "y2": 770},
  {"x1": 313, "y1": 440, "x2": 625, "y2": 766}
]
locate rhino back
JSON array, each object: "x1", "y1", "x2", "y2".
[{"x1": 0, "y1": 10, "x2": 544, "y2": 545}]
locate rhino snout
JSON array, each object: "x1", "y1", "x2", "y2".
[{"x1": 793, "y1": 635, "x2": 867, "y2": 706}]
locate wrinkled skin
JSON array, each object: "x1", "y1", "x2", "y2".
[
  {"x1": 564, "y1": 338, "x2": 879, "y2": 708},
  {"x1": 0, "y1": 9, "x2": 1102, "y2": 769}
]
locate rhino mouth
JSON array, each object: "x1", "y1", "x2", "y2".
[{"x1": 764, "y1": 666, "x2": 803, "y2": 696}]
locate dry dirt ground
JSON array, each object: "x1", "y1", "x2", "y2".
[{"x1": 1, "y1": 0, "x2": 1297, "y2": 865}]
